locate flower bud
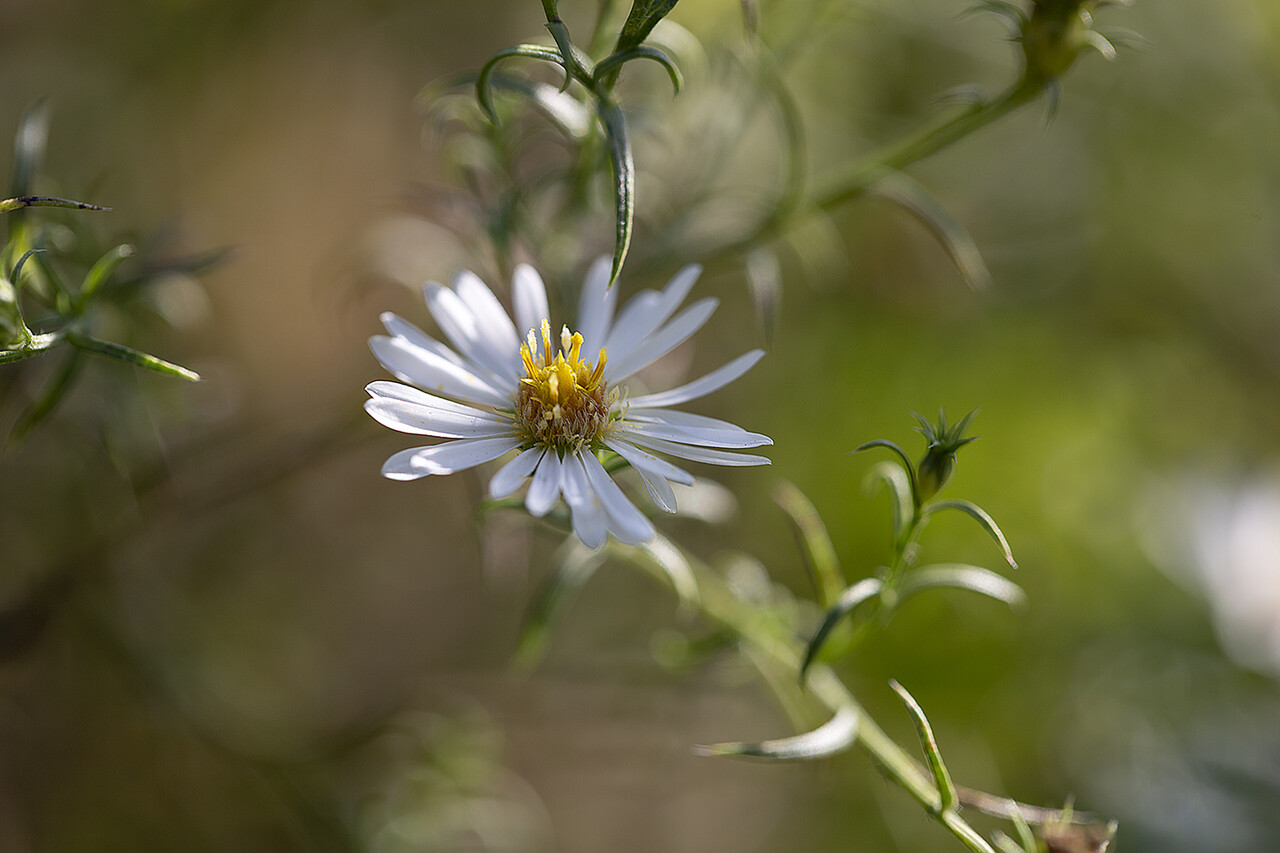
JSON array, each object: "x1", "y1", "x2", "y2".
[
  {"x1": 914, "y1": 410, "x2": 978, "y2": 503},
  {"x1": 1020, "y1": 0, "x2": 1120, "y2": 85}
]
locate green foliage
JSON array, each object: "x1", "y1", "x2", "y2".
[{"x1": 0, "y1": 101, "x2": 204, "y2": 444}]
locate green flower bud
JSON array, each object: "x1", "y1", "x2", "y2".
[
  {"x1": 1021, "y1": 0, "x2": 1123, "y2": 85},
  {"x1": 914, "y1": 410, "x2": 978, "y2": 503}
]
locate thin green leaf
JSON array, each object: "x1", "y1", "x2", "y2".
[
  {"x1": 1083, "y1": 30, "x2": 1118, "y2": 61},
  {"x1": 10, "y1": 99, "x2": 50, "y2": 200},
  {"x1": 9, "y1": 349, "x2": 85, "y2": 444},
  {"x1": 0, "y1": 331, "x2": 62, "y2": 364},
  {"x1": 544, "y1": 18, "x2": 593, "y2": 90},
  {"x1": 0, "y1": 195, "x2": 109, "y2": 215},
  {"x1": 592, "y1": 46, "x2": 683, "y2": 94},
  {"x1": 890, "y1": 680, "x2": 957, "y2": 812},
  {"x1": 853, "y1": 439, "x2": 919, "y2": 505},
  {"x1": 475, "y1": 45, "x2": 568, "y2": 123},
  {"x1": 744, "y1": 246, "x2": 781, "y2": 345},
  {"x1": 598, "y1": 101, "x2": 634, "y2": 288},
  {"x1": 965, "y1": 1, "x2": 1026, "y2": 28},
  {"x1": 67, "y1": 332, "x2": 200, "y2": 381},
  {"x1": 872, "y1": 171, "x2": 991, "y2": 291},
  {"x1": 77, "y1": 244, "x2": 134, "y2": 311},
  {"x1": 897, "y1": 563, "x2": 1026, "y2": 609},
  {"x1": 926, "y1": 499, "x2": 1018, "y2": 569},
  {"x1": 991, "y1": 833, "x2": 1026, "y2": 853},
  {"x1": 616, "y1": 0, "x2": 680, "y2": 52},
  {"x1": 513, "y1": 541, "x2": 606, "y2": 671},
  {"x1": 773, "y1": 480, "x2": 843, "y2": 606},
  {"x1": 694, "y1": 705, "x2": 859, "y2": 760},
  {"x1": 636, "y1": 534, "x2": 700, "y2": 615},
  {"x1": 800, "y1": 577, "x2": 883, "y2": 680},
  {"x1": 863, "y1": 460, "x2": 912, "y2": 541}
]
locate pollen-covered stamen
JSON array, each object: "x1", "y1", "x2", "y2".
[{"x1": 516, "y1": 320, "x2": 611, "y2": 451}]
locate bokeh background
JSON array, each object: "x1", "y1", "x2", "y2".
[{"x1": 3, "y1": 0, "x2": 1280, "y2": 850}]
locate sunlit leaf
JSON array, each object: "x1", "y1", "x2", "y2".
[
  {"x1": 890, "y1": 680, "x2": 957, "y2": 811},
  {"x1": 598, "y1": 101, "x2": 634, "y2": 288},
  {"x1": 10, "y1": 99, "x2": 50, "y2": 200},
  {"x1": 898, "y1": 563, "x2": 1025, "y2": 608},
  {"x1": 863, "y1": 460, "x2": 912, "y2": 540},
  {"x1": 872, "y1": 171, "x2": 992, "y2": 291},
  {"x1": 77, "y1": 244, "x2": 134, "y2": 311},
  {"x1": 853, "y1": 439, "x2": 919, "y2": 506},
  {"x1": 773, "y1": 479, "x2": 842, "y2": 606},
  {"x1": 0, "y1": 331, "x2": 61, "y2": 364},
  {"x1": 67, "y1": 332, "x2": 200, "y2": 382},
  {"x1": 9, "y1": 349, "x2": 85, "y2": 444},
  {"x1": 0, "y1": 195, "x2": 109, "y2": 215},
  {"x1": 637, "y1": 533, "x2": 700, "y2": 614},
  {"x1": 616, "y1": 0, "x2": 680, "y2": 53},
  {"x1": 926, "y1": 500, "x2": 1017, "y2": 569},
  {"x1": 513, "y1": 541, "x2": 607, "y2": 671},
  {"x1": 475, "y1": 44, "x2": 568, "y2": 123},
  {"x1": 592, "y1": 46, "x2": 683, "y2": 94},
  {"x1": 800, "y1": 577, "x2": 883, "y2": 680},
  {"x1": 744, "y1": 247, "x2": 781, "y2": 345},
  {"x1": 694, "y1": 705, "x2": 859, "y2": 760}
]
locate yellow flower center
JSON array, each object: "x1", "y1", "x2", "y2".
[{"x1": 515, "y1": 320, "x2": 611, "y2": 451}]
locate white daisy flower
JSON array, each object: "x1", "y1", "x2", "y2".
[{"x1": 365, "y1": 257, "x2": 771, "y2": 548}]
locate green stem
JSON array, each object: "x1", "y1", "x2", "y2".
[
  {"x1": 812, "y1": 79, "x2": 1040, "y2": 214},
  {"x1": 611, "y1": 540, "x2": 994, "y2": 852}
]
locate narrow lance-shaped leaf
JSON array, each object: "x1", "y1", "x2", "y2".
[
  {"x1": 598, "y1": 101, "x2": 634, "y2": 289},
  {"x1": 9, "y1": 349, "x2": 85, "y2": 444},
  {"x1": 10, "y1": 99, "x2": 50, "y2": 200},
  {"x1": 926, "y1": 499, "x2": 1018, "y2": 569},
  {"x1": 896, "y1": 563, "x2": 1026, "y2": 609},
  {"x1": 694, "y1": 705, "x2": 859, "y2": 760},
  {"x1": 0, "y1": 331, "x2": 62, "y2": 364},
  {"x1": 800, "y1": 577, "x2": 883, "y2": 680},
  {"x1": 475, "y1": 45, "x2": 568, "y2": 123},
  {"x1": 592, "y1": 46, "x2": 683, "y2": 94},
  {"x1": 774, "y1": 480, "x2": 843, "y2": 606},
  {"x1": 513, "y1": 541, "x2": 606, "y2": 671},
  {"x1": 890, "y1": 680, "x2": 957, "y2": 812},
  {"x1": 616, "y1": 0, "x2": 680, "y2": 53},
  {"x1": 636, "y1": 533, "x2": 700, "y2": 615},
  {"x1": 853, "y1": 439, "x2": 919, "y2": 506},
  {"x1": 0, "y1": 196, "x2": 109, "y2": 215},
  {"x1": 863, "y1": 460, "x2": 913, "y2": 541},
  {"x1": 77, "y1": 244, "x2": 134, "y2": 312},
  {"x1": 67, "y1": 332, "x2": 200, "y2": 382},
  {"x1": 872, "y1": 171, "x2": 991, "y2": 292}
]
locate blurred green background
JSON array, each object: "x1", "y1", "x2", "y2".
[{"x1": 3, "y1": 0, "x2": 1280, "y2": 850}]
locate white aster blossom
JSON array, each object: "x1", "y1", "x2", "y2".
[{"x1": 365, "y1": 257, "x2": 771, "y2": 548}]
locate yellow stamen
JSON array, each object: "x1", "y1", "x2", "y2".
[{"x1": 515, "y1": 323, "x2": 612, "y2": 451}]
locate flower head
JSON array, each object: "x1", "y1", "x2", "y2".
[{"x1": 365, "y1": 258, "x2": 771, "y2": 548}]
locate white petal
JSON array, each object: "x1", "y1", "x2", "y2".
[
  {"x1": 576, "y1": 256, "x2": 616, "y2": 354},
  {"x1": 489, "y1": 447, "x2": 545, "y2": 499},
  {"x1": 561, "y1": 453, "x2": 608, "y2": 548},
  {"x1": 525, "y1": 450, "x2": 563, "y2": 517},
  {"x1": 604, "y1": 439, "x2": 678, "y2": 513},
  {"x1": 620, "y1": 433, "x2": 772, "y2": 467},
  {"x1": 625, "y1": 408, "x2": 750, "y2": 432},
  {"x1": 381, "y1": 447, "x2": 433, "y2": 481},
  {"x1": 424, "y1": 282, "x2": 519, "y2": 382},
  {"x1": 616, "y1": 421, "x2": 772, "y2": 449},
  {"x1": 604, "y1": 438, "x2": 694, "y2": 486},
  {"x1": 380, "y1": 435, "x2": 522, "y2": 480},
  {"x1": 454, "y1": 270, "x2": 521, "y2": 366},
  {"x1": 365, "y1": 397, "x2": 516, "y2": 439},
  {"x1": 381, "y1": 312, "x2": 466, "y2": 368},
  {"x1": 579, "y1": 451, "x2": 655, "y2": 544},
  {"x1": 370, "y1": 335, "x2": 511, "y2": 408},
  {"x1": 365, "y1": 381, "x2": 505, "y2": 419},
  {"x1": 512, "y1": 264, "x2": 550, "y2": 338},
  {"x1": 625, "y1": 350, "x2": 765, "y2": 409},
  {"x1": 603, "y1": 264, "x2": 701, "y2": 363},
  {"x1": 607, "y1": 298, "x2": 718, "y2": 381}
]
